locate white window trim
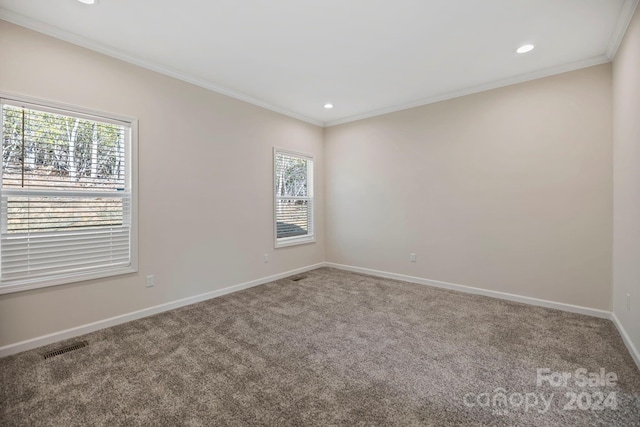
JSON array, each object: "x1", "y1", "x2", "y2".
[
  {"x1": 0, "y1": 91, "x2": 138, "y2": 295},
  {"x1": 273, "y1": 147, "x2": 315, "y2": 248}
]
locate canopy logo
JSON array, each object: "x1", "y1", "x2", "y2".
[{"x1": 462, "y1": 368, "x2": 619, "y2": 415}]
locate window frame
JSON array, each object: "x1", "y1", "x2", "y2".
[
  {"x1": 273, "y1": 147, "x2": 315, "y2": 248},
  {"x1": 0, "y1": 92, "x2": 138, "y2": 294}
]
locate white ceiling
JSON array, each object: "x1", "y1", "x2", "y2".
[{"x1": 0, "y1": 0, "x2": 637, "y2": 126}]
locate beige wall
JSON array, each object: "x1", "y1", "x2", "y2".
[
  {"x1": 325, "y1": 64, "x2": 613, "y2": 310},
  {"x1": 613, "y1": 6, "x2": 640, "y2": 356},
  {"x1": 0, "y1": 21, "x2": 325, "y2": 347},
  {"x1": 0, "y1": 18, "x2": 625, "y2": 349}
]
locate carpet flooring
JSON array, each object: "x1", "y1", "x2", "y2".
[{"x1": 1, "y1": 267, "x2": 639, "y2": 426}]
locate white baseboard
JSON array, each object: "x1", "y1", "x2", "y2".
[
  {"x1": 325, "y1": 263, "x2": 612, "y2": 319},
  {"x1": 5, "y1": 261, "x2": 636, "y2": 371},
  {"x1": 330, "y1": 262, "x2": 640, "y2": 371},
  {"x1": 611, "y1": 312, "x2": 640, "y2": 370},
  {"x1": 0, "y1": 263, "x2": 324, "y2": 358}
]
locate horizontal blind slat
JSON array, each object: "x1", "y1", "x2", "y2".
[
  {"x1": 1, "y1": 238, "x2": 130, "y2": 251},
  {"x1": 1, "y1": 261, "x2": 131, "y2": 281},
  {"x1": 2, "y1": 254, "x2": 130, "y2": 274},
  {"x1": 1, "y1": 100, "x2": 133, "y2": 287},
  {"x1": 1, "y1": 228, "x2": 129, "y2": 243},
  {"x1": 2, "y1": 244, "x2": 130, "y2": 261}
]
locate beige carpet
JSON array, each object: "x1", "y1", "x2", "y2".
[{"x1": 1, "y1": 267, "x2": 639, "y2": 426}]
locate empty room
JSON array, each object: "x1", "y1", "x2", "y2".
[{"x1": 1, "y1": 0, "x2": 639, "y2": 425}]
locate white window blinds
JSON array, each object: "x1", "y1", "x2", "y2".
[
  {"x1": 274, "y1": 148, "x2": 314, "y2": 247},
  {"x1": 1, "y1": 98, "x2": 137, "y2": 293}
]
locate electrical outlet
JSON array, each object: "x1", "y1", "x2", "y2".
[
  {"x1": 263, "y1": 253, "x2": 269, "y2": 263},
  {"x1": 410, "y1": 253, "x2": 417, "y2": 262},
  {"x1": 627, "y1": 293, "x2": 631, "y2": 311},
  {"x1": 146, "y1": 275, "x2": 154, "y2": 288}
]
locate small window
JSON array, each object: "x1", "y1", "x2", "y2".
[
  {"x1": 274, "y1": 148, "x2": 314, "y2": 248},
  {"x1": 1, "y1": 96, "x2": 137, "y2": 293}
]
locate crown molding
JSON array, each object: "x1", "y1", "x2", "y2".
[
  {"x1": 0, "y1": 10, "x2": 324, "y2": 127},
  {"x1": 606, "y1": 0, "x2": 639, "y2": 59},
  {"x1": 325, "y1": 55, "x2": 611, "y2": 127},
  {"x1": 2, "y1": 1, "x2": 635, "y2": 129}
]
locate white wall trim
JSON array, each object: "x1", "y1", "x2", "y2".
[
  {"x1": 611, "y1": 313, "x2": 640, "y2": 370},
  {"x1": 0, "y1": 11, "x2": 323, "y2": 128},
  {"x1": 330, "y1": 262, "x2": 640, "y2": 370},
  {"x1": 0, "y1": 263, "x2": 324, "y2": 358},
  {"x1": 3, "y1": 260, "x2": 637, "y2": 370},
  {"x1": 0, "y1": 7, "x2": 629, "y2": 129},
  {"x1": 325, "y1": 55, "x2": 611, "y2": 127},
  {"x1": 325, "y1": 263, "x2": 612, "y2": 319},
  {"x1": 606, "y1": 0, "x2": 640, "y2": 59}
]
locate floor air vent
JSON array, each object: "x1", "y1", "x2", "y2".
[
  {"x1": 290, "y1": 275, "x2": 307, "y2": 282},
  {"x1": 42, "y1": 341, "x2": 88, "y2": 359}
]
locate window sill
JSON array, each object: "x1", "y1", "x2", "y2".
[{"x1": 275, "y1": 235, "x2": 316, "y2": 249}]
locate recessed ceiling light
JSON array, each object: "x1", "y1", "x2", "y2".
[
  {"x1": 77, "y1": 0, "x2": 98, "y2": 4},
  {"x1": 324, "y1": 103, "x2": 334, "y2": 109},
  {"x1": 516, "y1": 44, "x2": 535, "y2": 54}
]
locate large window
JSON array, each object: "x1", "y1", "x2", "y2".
[
  {"x1": 274, "y1": 148, "x2": 314, "y2": 247},
  {"x1": 0, "y1": 96, "x2": 137, "y2": 293}
]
